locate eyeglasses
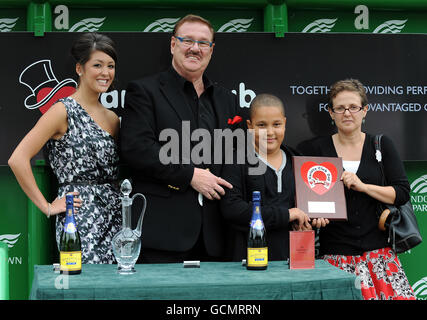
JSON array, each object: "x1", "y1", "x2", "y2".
[
  {"x1": 174, "y1": 36, "x2": 213, "y2": 49},
  {"x1": 332, "y1": 106, "x2": 364, "y2": 114}
]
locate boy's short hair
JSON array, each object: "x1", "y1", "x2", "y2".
[{"x1": 249, "y1": 93, "x2": 285, "y2": 119}]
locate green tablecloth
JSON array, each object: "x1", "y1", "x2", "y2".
[{"x1": 30, "y1": 260, "x2": 362, "y2": 300}]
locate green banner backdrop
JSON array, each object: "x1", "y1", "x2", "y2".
[{"x1": 401, "y1": 161, "x2": 427, "y2": 300}]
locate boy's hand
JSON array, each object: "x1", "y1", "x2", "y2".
[
  {"x1": 289, "y1": 208, "x2": 311, "y2": 231},
  {"x1": 311, "y1": 218, "x2": 330, "y2": 229}
]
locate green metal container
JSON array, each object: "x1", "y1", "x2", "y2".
[
  {"x1": 0, "y1": 241, "x2": 9, "y2": 300},
  {"x1": 0, "y1": 162, "x2": 54, "y2": 300}
]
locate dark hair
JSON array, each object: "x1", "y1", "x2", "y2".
[
  {"x1": 249, "y1": 93, "x2": 285, "y2": 119},
  {"x1": 173, "y1": 14, "x2": 215, "y2": 42},
  {"x1": 328, "y1": 78, "x2": 368, "y2": 108},
  {"x1": 71, "y1": 32, "x2": 117, "y2": 65}
]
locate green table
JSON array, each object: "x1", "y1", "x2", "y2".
[{"x1": 30, "y1": 260, "x2": 362, "y2": 300}]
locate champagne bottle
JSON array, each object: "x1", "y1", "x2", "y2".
[
  {"x1": 247, "y1": 191, "x2": 268, "y2": 270},
  {"x1": 60, "y1": 194, "x2": 82, "y2": 275}
]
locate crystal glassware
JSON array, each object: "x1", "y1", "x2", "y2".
[{"x1": 112, "y1": 179, "x2": 146, "y2": 274}]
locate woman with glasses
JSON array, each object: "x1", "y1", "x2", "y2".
[{"x1": 298, "y1": 79, "x2": 415, "y2": 300}]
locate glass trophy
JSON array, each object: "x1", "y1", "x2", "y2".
[{"x1": 112, "y1": 179, "x2": 146, "y2": 274}]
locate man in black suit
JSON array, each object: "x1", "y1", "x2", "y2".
[{"x1": 120, "y1": 14, "x2": 242, "y2": 263}]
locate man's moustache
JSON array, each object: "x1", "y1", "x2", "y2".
[{"x1": 186, "y1": 51, "x2": 201, "y2": 58}]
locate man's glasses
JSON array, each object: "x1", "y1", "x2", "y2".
[
  {"x1": 174, "y1": 36, "x2": 213, "y2": 49},
  {"x1": 332, "y1": 106, "x2": 364, "y2": 114}
]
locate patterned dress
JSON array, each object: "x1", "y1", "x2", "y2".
[
  {"x1": 47, "y1": 97, "x2": 122, "y2": 264},
  {"x1": 323, "y1": 248, "x2": 416, "y2": 300}
]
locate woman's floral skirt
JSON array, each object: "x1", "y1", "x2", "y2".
[{"x1": 323, "y1": 247, "x2": 416, "y2": 300}]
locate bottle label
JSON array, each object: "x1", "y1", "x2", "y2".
[
  {"x1": 250, "y1": 219, "x2": 264, "y2": 230},
  {"x1": 64, "y1": 222, "x2": 77, "y2": 233},
  {"x1": 247, "y1": 247, "x2": 268, "y2": 267},
  {"x1": 60, "y1": 251, "x2": 82, "y2": 271},
  {"x1": 250, "y1": 205, "x2": 264, "y2": 230}
]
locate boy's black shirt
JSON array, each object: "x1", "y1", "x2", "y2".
[{"x1": 220, "y1": 145, "x2": 300, "y2": 262}]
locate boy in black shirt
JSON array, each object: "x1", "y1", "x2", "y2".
[{"x1": 220, "y1": 94, "x2": 325, "y2": 262}]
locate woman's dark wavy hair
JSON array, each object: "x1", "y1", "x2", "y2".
[
  {"x1": 71, "y1": 32, "x2": 117, "y2": 65},
  {"x1": 71, "y1": 32, "x2": 118, "y2": 90}
]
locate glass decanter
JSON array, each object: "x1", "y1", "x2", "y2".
[{"x1": 112, "y1": 179, "x2": 147, "y2": 274}]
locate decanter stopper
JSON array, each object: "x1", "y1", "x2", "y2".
[{"x1": 121, "y1": 179, "x2": 132, "y2": 197}]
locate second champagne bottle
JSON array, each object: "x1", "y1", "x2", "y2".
[{"x1": 247, "y1": 191, "x2": 268, "y2": 270}]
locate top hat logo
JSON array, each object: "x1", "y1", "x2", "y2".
[{"x1": 19, "y1": 59, "x2": 77, "y2": 114}]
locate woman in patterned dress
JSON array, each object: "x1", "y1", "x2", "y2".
[
  {"x1": 8, "y1": 33, "x2": 121, "y2": 264},
  {"x1": 298, "y1": 79, "x2": 416, "y2": 300}
]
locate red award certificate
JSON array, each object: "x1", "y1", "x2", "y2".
[
  {"x1": 289, "y1": 231, "x2": 315, "y2": 270},
  {"x1": 292, "y1": 156, "x2": 347, "y2": 220}
]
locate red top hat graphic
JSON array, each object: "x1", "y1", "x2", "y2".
[{"x1": 19, "y1": 59, "x2": 77, "y2": 114}]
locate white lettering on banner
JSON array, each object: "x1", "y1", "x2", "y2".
[
  {"x1": 354, "y1": 5, "x2": 369, "y2": 30},
  {"x1": 413, "y1": 204, "x2": 427, "y2": 211},
  {"x1": 68, "y1": 84, "x2": 427, "y2": 113},
  {"x1": 290, "y1": 85, "x2": 330, "y2": 95},
  {"x1": 364, "y1": 85, "x2": 404, "y2": 95},
  {"x1": 231, "y1": 82, "x2": 256, "y2": 108},
  {"x1": 291, "y1": 84, "x2": 427, "y2": 113},
  {"x1": 0, "y1": 234, "x2": 24, "y2": 265},
  {"x1": 411, "y1": 195, "x2": 427, "y2": 203},
  {"x1": 406, "y1": 86, "x2": 427, "y2": 95},
  {"x1": 291, "y1": 85, "x2": 427, "y2": 96},
  {"x1": 319, "y1": 102, "x2": 426, "y2": 112},
  {"x1": 100, "y1": 84, "x2": 256, "y2": 110},
  {"x1": 100, "y1": 90, "x2": 126, "y2": 109},
  {"x1": 410, "y1": 174, "x2": 427, "y2": 214},
  {"x1": 54, "y1": 5, "x2": 69, "y2": 30},
  {"x1": 318, "y1": 103, "x2": 329, "y2": 112},
  {"x1": 368, "y1": 103, "x2": 422, "y2": 112},
  {"x1": 8, "y1": 257, "x2": 22, "y2": 265}
]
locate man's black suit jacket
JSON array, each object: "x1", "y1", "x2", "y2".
[{"x1": 120, "y1": 67, "x2": 241, "y2": 258}]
